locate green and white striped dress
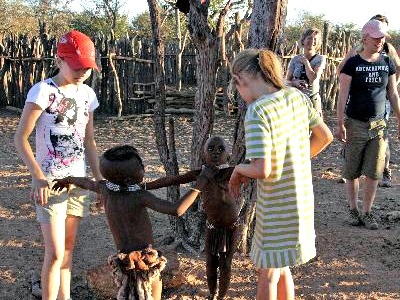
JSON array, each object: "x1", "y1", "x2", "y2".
[{"x1": 245, "y1": 87, "x2": 321, "y2": 269}]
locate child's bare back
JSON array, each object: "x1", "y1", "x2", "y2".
[
  {"x1": 52, "y1": 145, "x2": 217, "y2": 299},
  {"x1": 98, "y1": 185, "x2": 155, "y2": 252}
]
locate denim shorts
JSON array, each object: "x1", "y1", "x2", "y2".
[
  {"x1": 342, "y1": 117, "x2": 386, "y2": 180},
  {"x1": 35, "y1": 180, "x2": 90, "y2": 223}
]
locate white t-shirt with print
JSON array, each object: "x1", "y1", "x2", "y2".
[{"x1": 26, "y1": 78, "x2": 99, "y2": 179}]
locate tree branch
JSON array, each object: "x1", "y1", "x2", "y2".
[
  {"x1": 160, "y1": 5, "x2": 175, "y2": 28},
  {"x1": 179, "y1": 30, "x2": 189, "y2": 55},
  {"x1": 216, "y1": 0, "x2": 232, "y2": 38}
]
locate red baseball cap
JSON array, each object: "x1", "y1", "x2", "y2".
[{"x1": 57, "y1": 30, "x2": 99, "y2": 71}]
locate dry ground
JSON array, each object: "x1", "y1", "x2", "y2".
[{"x1": 0, "y1": 108, "x2": 399, "y2": 299}]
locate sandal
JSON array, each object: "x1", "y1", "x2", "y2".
[{"x1": 31, "y1": 273, "x2": 42, "y2": 298}]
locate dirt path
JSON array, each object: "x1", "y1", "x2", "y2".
[{"x1": 0, "y1": 108, "x2": 399, "y2": 299}]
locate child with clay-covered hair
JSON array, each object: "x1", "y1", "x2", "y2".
[
  {"x1": 143, "y1": 135, "x2": 241, "y2": 300},
  {"x1": 53, "y1": 144, "x2": 217, "y2": 300}
]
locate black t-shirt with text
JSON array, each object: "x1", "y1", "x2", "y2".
[{"x1": 341, "y1": 54, "x2": 395, "y2": 121}]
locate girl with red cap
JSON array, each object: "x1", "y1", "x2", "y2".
[{"x1": 14, "y1": 30, "x2": 102, "y2": 300}]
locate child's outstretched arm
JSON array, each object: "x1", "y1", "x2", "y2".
[
  {"x1": 142, "y1": 166, "x2": 219, "y2": 216},
  {"x1": 52, "y1": 177, "x2": 101, "y2": 193},
  {"x1": 141, "y1": 169, "x2": 201, "y2": 190},
  {"x1": 142, "y1": 166, "x2": 236, "y2": 190}
]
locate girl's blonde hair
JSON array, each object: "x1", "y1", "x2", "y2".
[
  {"x1": 230, "y1": 48, "x2": 285, "y2": 89},
  {"x1": 300, "y1": 28, "x2": 322, "y2": 51}
]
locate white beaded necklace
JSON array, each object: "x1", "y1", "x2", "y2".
[
  {"x1": 202, "y1": 163, "x2": 230, "y2": 170},
  {"x1": 105, "y1": 180, "x2": 141, "y2": 192}
]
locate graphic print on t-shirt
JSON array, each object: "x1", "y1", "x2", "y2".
[
  {"x1": 27, "y1": 78, "x2": 98, "y2": 178},
  {"x1": 41, "y1": 90, "x2": 86, "y2": 177},
  {"x1": 42, "y1": 123, "x2": 84, "y2": 177},
  {"x1": 341, "y1": 54, "x2": 395, "y2": 121},
  {"x1": 45, "y1": 93, "x2": 79, "y2": 125},
  {"x1": 355, "y1": 64, "x2": 389, "y2": 85}
]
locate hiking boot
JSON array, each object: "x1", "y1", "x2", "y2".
[
  {"x1": 379, "y1": 168, "x2": 392, "y2": 188},
  {"x1": 348, "y1": 208, "x2": 362, "y2": 226},
  {"x1": 362, "y1": 212, "x2": 379, "y2": 230}
]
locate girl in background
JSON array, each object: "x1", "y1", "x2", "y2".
[{"x1": 286, "y1": 28, "x2": 327, "y2": 116}]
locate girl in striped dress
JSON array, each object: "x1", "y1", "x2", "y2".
[{"x1": 228, "y1": 49, "x2": 333, "y2": 300}]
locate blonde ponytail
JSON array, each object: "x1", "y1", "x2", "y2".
[
  {"x1": 231, "y1": 48, "x2": 284, "y2": 89},
  {"x1": 258, "y1": 50, "x2": 285, "y2": 89}
]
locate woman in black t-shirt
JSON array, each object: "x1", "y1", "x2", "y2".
[
  {"x1": 337, "y1": 19, "x2": 400, "y2": 230},
  {"x1": 337, "y1": 14, "x2": 400, "y2": 188}
]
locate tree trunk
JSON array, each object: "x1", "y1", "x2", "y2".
[
  {"x1": 156, "y1": 0, "x2": 231, "y2": 251},
  {"x1": 249, "y1": 0, "x2": 288, "y2": 50},
  {"x1": 108, "y1": 53, "x2": 123, "y2": 117},
  {"x1": 175, "y1": 8, "x2": 183, "y2": 91},
  {"x1": 189, "y1": 41, "x2": 218, "y2": 170},
  {"x1": 231, "y1": 0, "x2": 288, "y2": 254},
  {"x1": 188, "y1": 0, "x2": 232, "y2": 168},
  {"x1": 147, "y1": 0, "x2": 182, "y2": 240},
  {"x1": 219, "y1": 13, "x2": 230, "y2": 116}
]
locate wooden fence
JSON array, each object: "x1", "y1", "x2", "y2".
[
  {"x1": 0, "y1": 33, "x2": 157, "y2": 115},
  {"x1": 0, "y1": 25, "x2": 358, "y2": 114}
]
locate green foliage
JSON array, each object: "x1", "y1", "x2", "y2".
[
  {"x1": 388, "y1": 30, "x2": 400, "y2": 50},
  {"x1": 209, "y1": 0, "x2": 226, "y2": 11},
  {"x1": 0, "y1": 0, "x2": 73, "y2": 36},
  {"x1": 336, "y1": 22, "x2": 358, "y2": 32},
  {"x1": 290, "y1": 10, "x2": 327, "y2": 29},
  {"x1": 130, "y1": 9, "x2": 187, "y2": 42},
  {"x1": 284, "y1": 10, "x2": 330, "y2": 47},
  {"x1": 72, "y1": 0, "x2": 130, "y2": 40},
  {"x1": 130, "y1": 11, "x2": 153, "y2": 40},
  {"x1": 0, "y1": 0, "x2": 38, "y2": 34},
  {"x1": 25, "y1": 0, "x2": 74, "y2": 36},
  {"x1": 208, "y1": 0, "x2": 250, "y2": 31},
  {"x1": 70, "y1": 10, "x2": 130, "y2": 39}
]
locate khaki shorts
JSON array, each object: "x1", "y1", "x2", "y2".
[
  {"x1": 35, "y1": 181, "x2": 90, "y2": 223},
  {"x1": 342, "y1": 117, "x2": 386, "y2": 180}
]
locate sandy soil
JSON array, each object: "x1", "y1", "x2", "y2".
[{"x1": 0, "y1": 108, "x2": 399, "y2": 299}]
